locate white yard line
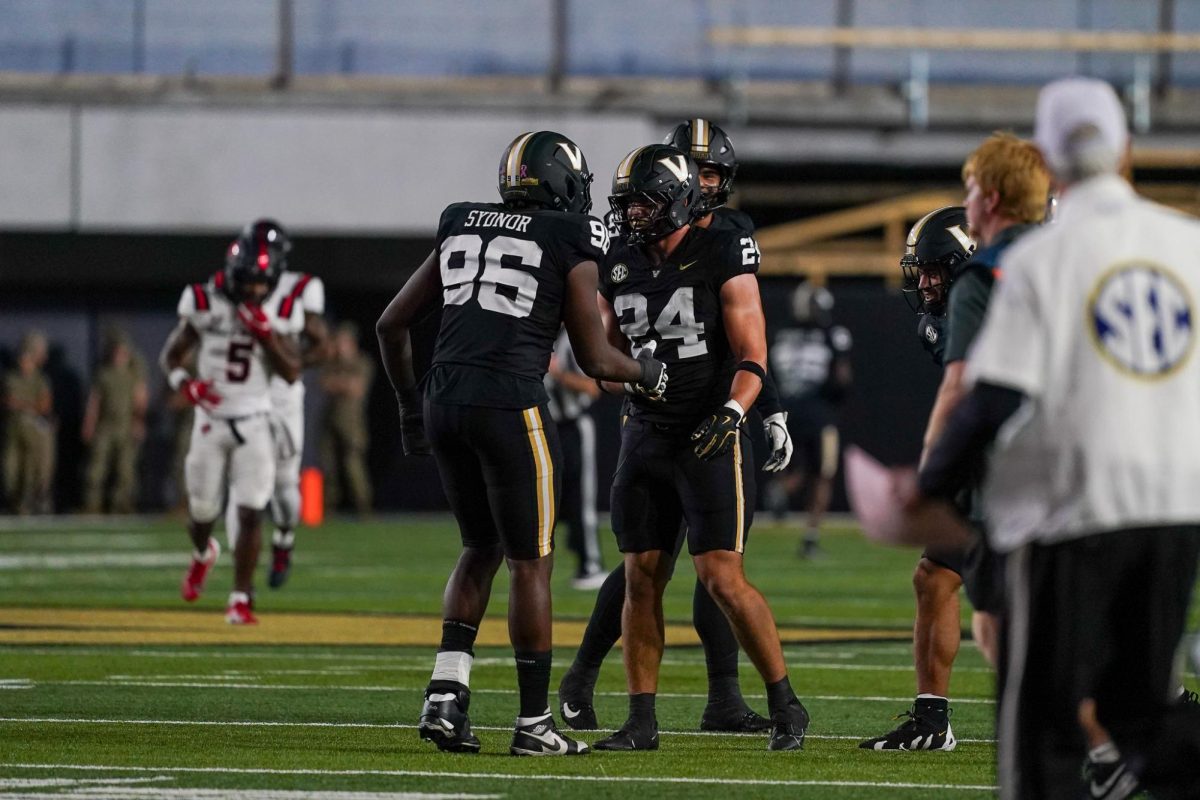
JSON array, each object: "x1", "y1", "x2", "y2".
[
  {"x1": 33, "y1": 678, "x2": 996, "y2": 705},
  {"x1": 0, "y1": 763, "x2": 997, "y2": 791},
  {"x1": 0, "y1": 716, "x2": 999, "y2": 744}
]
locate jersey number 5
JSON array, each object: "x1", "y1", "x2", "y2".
[
  {"x1": 439, "y1": 234, "x2": 541, "y2": 319},
  {"x1": 226, "y1": 336, "x2": 254, "y2": 383}
]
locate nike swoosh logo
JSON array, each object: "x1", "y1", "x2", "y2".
[
  {"x1": 524, "y1": 730, "x2": 567, "y2": 753},
  {"x1": 562, "y1": 704, "x2": 582, "y2": 720},
  {"x1": 1090, "y1": 764, "x2": 1129, "y2": 798},
  {"x1": 679, "y1": 260, "x2": 698, "y2": 270}
]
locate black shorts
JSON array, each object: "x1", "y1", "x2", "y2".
[
  {"x1": 923, "y1": 532, "x2": 1006, "y2": 614},
  {"x1": 426, "y1": 400, "x2": 561, "y2": 560},
  {"x1": 610, "y1": 417, "x2": 755, "y2": 556},
  {"x1": 792, "y1": 424, "x2": 840, "y2": 479}
]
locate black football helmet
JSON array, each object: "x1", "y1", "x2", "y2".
[
  {"x1": 664, "y1": 118, "x2": 737, "y2": 215},
  {"x1": 900, "y1": 206, "x2": 974, "y2": 314},
  {"x1": 498, "y1": 131, "x2": 593, "y2": 214},
  {"x1": 608, "y1": 144, "x2": 702, "y2": 245},
  {"x1": 223, "y1": 218, "x2": 289, "y2": 301}
]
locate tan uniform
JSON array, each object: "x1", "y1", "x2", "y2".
[
  {"x1": 3, "y1": 370, "x2": 53, "y2": 515},
  {"x1": 83, "y1": 362, "x2": 144, "y2": 513},
  {"x1": 319, "y1": 354, "x2": 373, "y2": 513}
]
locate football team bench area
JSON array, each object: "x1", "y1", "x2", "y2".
[{"x1": 3, "y1": 514, "x2": 1184, "y2": 798}]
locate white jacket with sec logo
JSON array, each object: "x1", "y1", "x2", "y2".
[{"x1": 966, "y1": 174, "x2": 1200, "y2": 551}]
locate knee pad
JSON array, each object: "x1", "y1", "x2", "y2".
[{"x1": 270, "y1": 483, "x2": 301, "y2": 530}]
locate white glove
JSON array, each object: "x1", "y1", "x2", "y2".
[{"x1": 762, "y1": 412, "x2": 793, "y2": 472}]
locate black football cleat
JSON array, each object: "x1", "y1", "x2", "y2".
[
  {"x1": 859, "y1": 706, "x2": 956, "y2": 751},
  {"x1": 509, "y1": 716, "x2": 589, "y2": 756},
  {"x1": 418, "y1": 689, "x2": 481, "y2": 753},
  {"x1": 268, "y1": 544, "x2": 292, "y2": 589},
  {"x1": 700, "y1": 706, "x2": 772, "y2": 733},
  {"x1": 767, "y1": 700, "x2": 810, "y2": 751},
  {"x1": 558, "y1": 671, "x2": 598, "y2": 731},
  {"x1": 594, "y1": 722, "x2": 659, "y2": 751},
  {"x1": 1082, "y1": 754, "x2": 1139, "y2": 800}
]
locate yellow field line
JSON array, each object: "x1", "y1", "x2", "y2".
[{"x1": 0, "y1": 608, "x2": 908, "y2": 647}]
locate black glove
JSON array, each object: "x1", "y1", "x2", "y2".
[
  {"x1": 397, "y1": 392, "x2": 430, "y2": 456},
  {"x1": 629, "y1": 355, "x2": 668, "y2": 401},
  {"x1": 691, "y1": 404, "x2": 743, "y2": 461}
]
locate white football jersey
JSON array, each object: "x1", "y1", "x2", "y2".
[
  {"x1": 267, "y1": 272, "x2": 326, "y2": 410},
  {"x1": 967, "y1": 174, "x2": 1200, "y2": 551},
  {"x1": 177, "y1": 278, "x2": 305, "y2": 419}
]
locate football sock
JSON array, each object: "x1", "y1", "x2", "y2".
[
  {"x1": 915, "y1": 694, "x2": 950, "y2": 720},
  {"x1": 693, "y1": 579, "x2": 742, "y2": 706},
  {"x1": 228, "y1": 591, "x2": 250, "y2": 606},
  {"x1": 629, "y1": 692, "x2": 657, "y2": 728},
  {"x1": 516, "y1": 710, "x2": 551, "y2": 727},
  {"x1": 765, "y1": 675, "x2": 798, "y2": 715},
  {"x1": 572, "y1": 564, "x2": 626, "y2": 672},
  {"x1": 429, "y1": 619, "x2": 478, "y2": 692},
  {"x1": 272, "y1": 529, "x2": 294, "y2": 549},
  {"x1": 514, "y1": 650, "x2": 553, "y2": 718}
]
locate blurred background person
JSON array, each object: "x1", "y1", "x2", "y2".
[
  {"x1": 81, "y1": 329, "x2": 148, "y2": 514},
  {"x1": 3, "y1": 331, "x2": 54, "y2": 515},
  {"x1": 544, "y1": 328, "x2": 605, "y2": 589},
  {"x1": 319, "y1": 322, "x2": 374, "y2": 515},
  {"x1": 766, "y1": 283, "x2": 853, "y2": 557}
]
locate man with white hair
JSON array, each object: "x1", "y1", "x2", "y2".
[{"x1": 909, "y1": 77, "x2": 1200, "y2": 799}]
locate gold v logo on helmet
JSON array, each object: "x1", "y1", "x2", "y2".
[
  {"x1": 658, "y1": 155, "x2": 689, "y2": 182},
  {"x1": 557, "y1": 142, "x2": 584, "y2": 171}
]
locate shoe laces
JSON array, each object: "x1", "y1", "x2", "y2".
[{"x1": 892, "y1": 704, "x2": 951, "y2": 729}]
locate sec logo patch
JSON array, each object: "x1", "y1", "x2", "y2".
[
  {"x1": 610, "y1": 263, "x2": 629, "y2": 284},
  {"x1": 1089, "y1": 262, "x2": 1194, "y2": 379}
]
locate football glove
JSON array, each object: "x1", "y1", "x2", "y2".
[
  {"x1": 691, "y1": 403, "x2": 743, "y2": 461},
  {"x1": 627, "y1": 355, "x2": 668, "y2": 401},
  {"x1": 236, "y1": 302, "x2": 273, "y2": 341},
  {"x1": 180, "y1": 378, "x2": 222, "y2": 413},
  {"x1": 762, "y1": 412, "x2": 793, "y2": 472},
  {"x1": 396, "y1": 392, "x2": 430, "y2": 456}
]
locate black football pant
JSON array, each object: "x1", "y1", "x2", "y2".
[
  {"x1": 998, "y1": 525, "x2": 1200, "y2": 800},
  {"x1": 556, "y1": 415, "x2": 601, "y2": 576}
]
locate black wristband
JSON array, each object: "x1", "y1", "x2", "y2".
[{"x1": 736, "y1": 360, "x2": 766, "y2": 381}]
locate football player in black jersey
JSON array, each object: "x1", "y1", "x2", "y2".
[
  {"x1": 559, "y1": 120, "x2": 791, "y2": 735},
  {"x1": 860, "y1": 206, "x2": 978, "y2": 753},
  {"x1": 588, "y1": 144, "x2": 809, "y2": 753},
  {"x1": 376, "y1": 131, "x2": 668, "y2": 757}
]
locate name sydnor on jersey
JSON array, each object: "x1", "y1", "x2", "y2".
[{"x1": 463, "y1": 210, "x2": 533, "y2": 233}]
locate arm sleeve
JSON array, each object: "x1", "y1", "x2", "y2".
[
  {"x1": 753, "y1": 370, "x2": 783, "y2": 418},
  {"x1": 555, "y1": 215, "x2": 608, "y2": 276},
  {"x1": 964, "y1": 254, "x2": 1048, "y2": 397},
  {"x1": 718, "y1": 231, "x2": 761, "y2": 285},
  {"x1": 176, "y1": 285, "x2": 207, "y2": 327},
  {"x1": 918, "y1": 382, "x2": 1024, "y2": 500},
  {"x1": 943, "y1": 268, "x2": 991, "y2": 363},
  {"x1": 301, "y1": 276, "x2": 326, "y2": 315}
]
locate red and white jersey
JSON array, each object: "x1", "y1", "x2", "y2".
[
  {"x1": 177, "y1": 277, "x2": 305, "y2": 419},
  {"x1": 266, "y1": 272, "x2": 326, "y2": 411}
]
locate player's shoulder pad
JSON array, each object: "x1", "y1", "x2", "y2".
[
  {"x1": 436, "y1": 201, "x2": 482, "y2": 241},
  {"x1": 699, "y1": 224, "x2": 761, "y2": 279},
  {"x1": 177, "y1": 282, "x2": 214, "y2": 322},
  {"x1": 544, "y1": 210, "x2": 612, "y2": 265},
  {"x1": 713, "y1": 207, "x2": 756, "y2": 234}
]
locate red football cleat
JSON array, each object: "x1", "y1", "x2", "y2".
[
  {"x1": 225, "y1": 598, "x2": 258, "y2": 625},
  {"x1": 181, "y1": 538, "x2": 220, "y2": 603}
]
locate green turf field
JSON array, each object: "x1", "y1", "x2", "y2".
[{"x1": 0, "y1": 513, "x2": 1172, "y2": 798}]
